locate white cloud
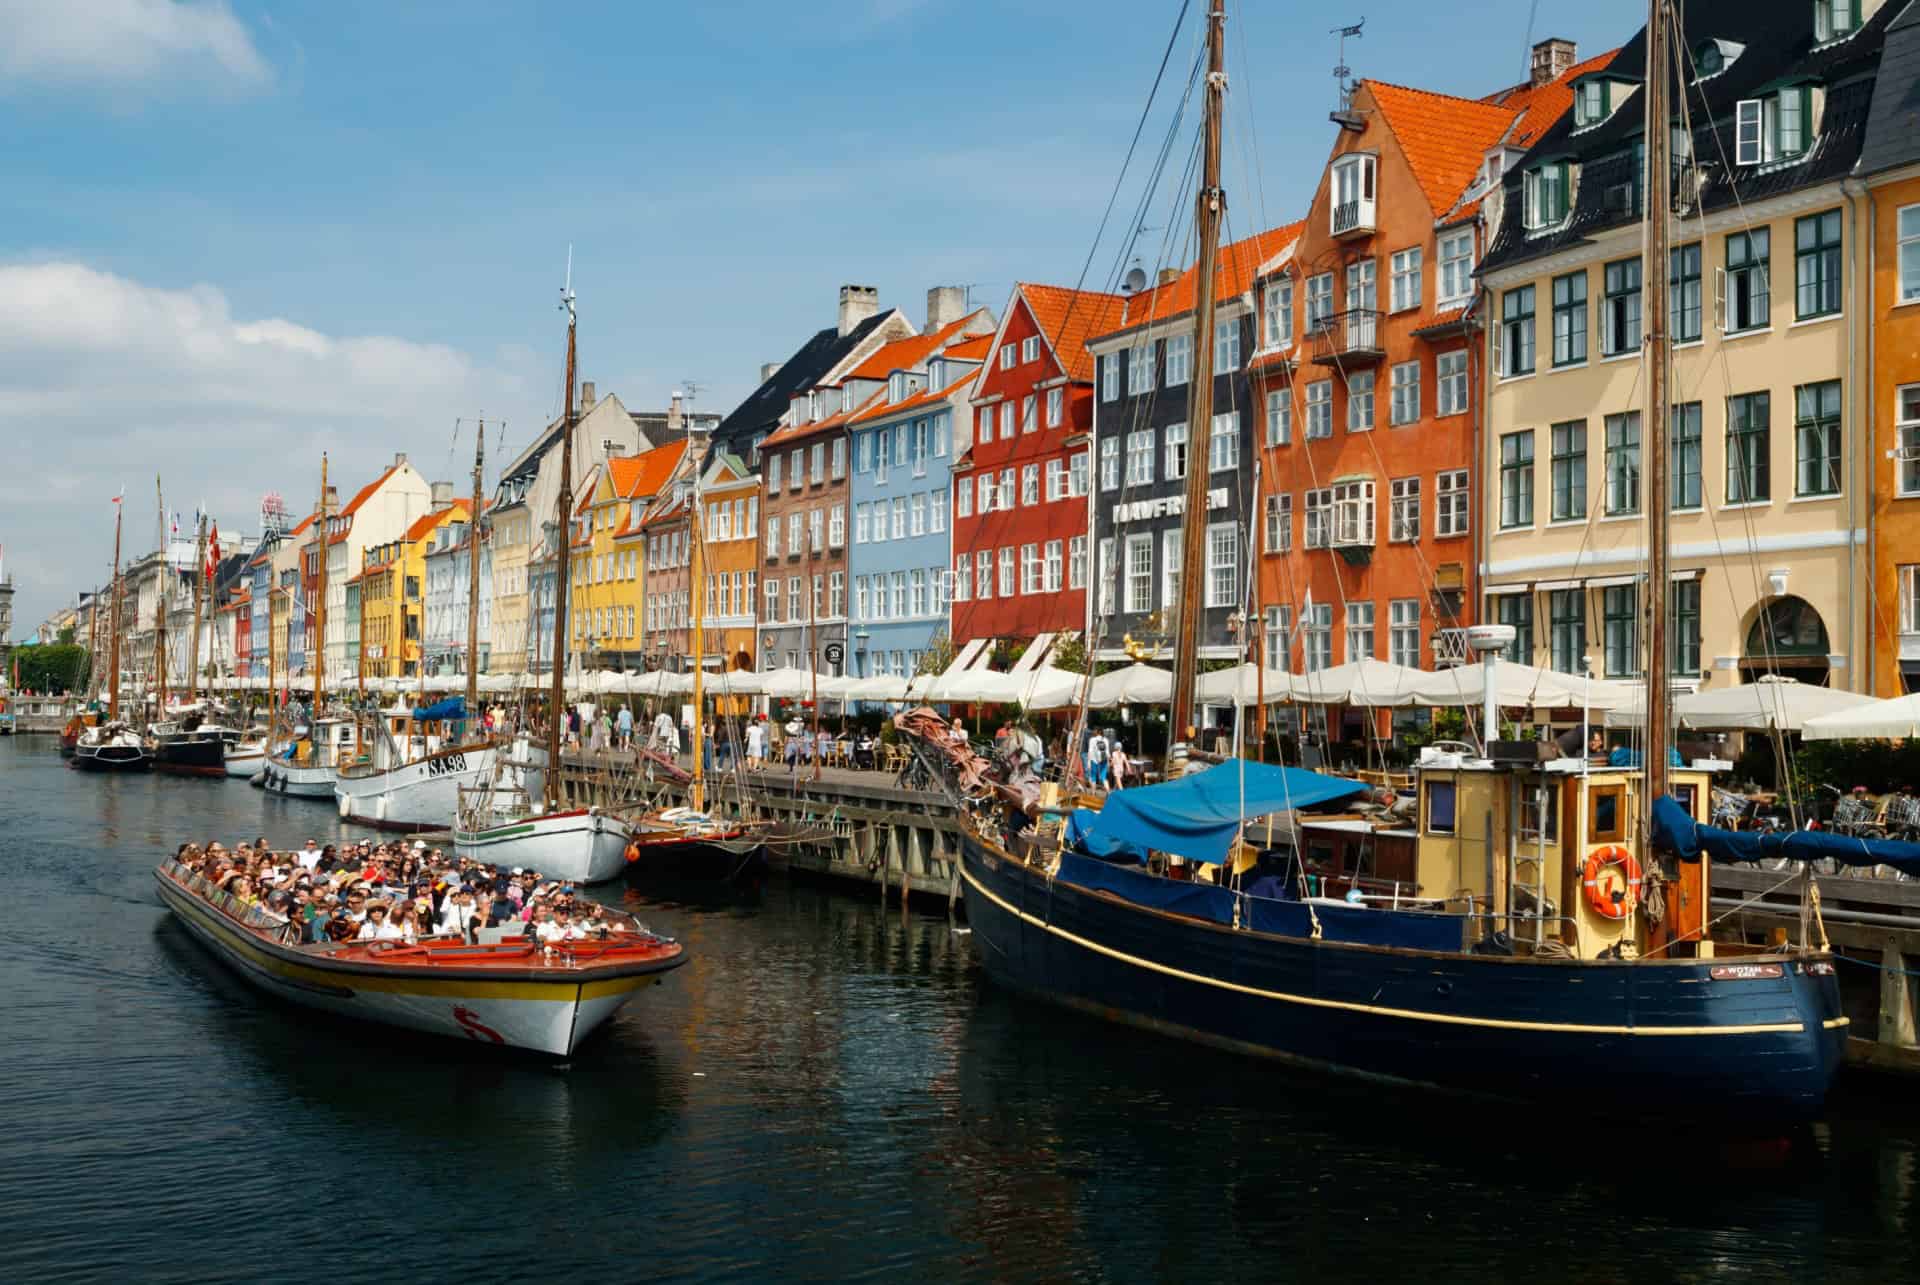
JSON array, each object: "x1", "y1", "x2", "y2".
[
  {"x1": 0, "y1": 0, "x2": 270, "y2": 95},
  {"x1": 0, "y1": 261, "x2": 542, "y2": 633}
]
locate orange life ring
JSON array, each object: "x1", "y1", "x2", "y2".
[
  {"x1": 1582, "y1": 845, "x2": 1643, "y2": 920},
  {"x1": 623, "y1": 840, "x2": 642, "y2": 865}
]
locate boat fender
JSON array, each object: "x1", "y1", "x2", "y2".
[
  {"x1": 1582, "y1": 845, "x2": 1643, "y2": 920},
  {"x1": 337, "y1": 792, "x2": 352, "y2": 818}
]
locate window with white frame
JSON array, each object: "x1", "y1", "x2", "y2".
[
  {"x1": 1161, "y1": 529, "x2": 1181, "y2": 609},
  {"x1": 1021, "y1": 394, "x2": 1037, "y2": 434},
  {"x1": 1345, "y1": 601, "x2": 1376, "y2": 662},
  {"x1": 1333, "y1": 479, "x2": 1375, "y2": 545},
  {"x1": 1210, "y1": 412, "x2": 1238, "y2": 472},
  {"x1": 1389, "y1": 477, "x2": 1420, "y2": 542},
  {"x1": 976, "y1": 474, "x2": 993, "y2": 514},
  {"x1": 978, "y1": 407, "x2": 994, "y2": 445},
  {"x1": 1165, "y1": 333, "x2": 1192, "y2": 386},
  {"x1": 829, "y1": 505, "x2": 846, "y2": 548},
  {"x1": 1436, "y1": 469, "x2": 1470, "y2": 537},
  {"x1": 1436, "y1": 350, "x2": 1468, "y2": 416},
  {"x1": 1101, "y1": 351, "x2": 1121, "y2": 402},
  {"x1": 1044, "y1": 540, "x2": 1063, "y2": 592},
  {"x1": 809, "y1": 442, "x2": 824, "y2": 483},
  {"x1": 1069, "y1": 535, "x2": 1087, "y2": 589},
  {"x1": 1126, "y1": 428, "x2": 1155, "y2": 486},
  {"x1": 910, "y1": 569, "x2": 926, "y2": 616},
  {"x1": 1129, "y1": 343, "x2": 1154, "y2": 395},
  {"x1": 788, "y1": 576, "x2": 802, "y2": 620},
  {"x1": 1901, "y1": 565, "x2": 1920, "y2": 634},
  {"x1": 1046, "y1": 457, "x2": 1067, "y2": 501},
  {"x1": 998, "y1": 547, "x2": 1015, "y2": 597},
  {"x1": 1214, "y1": 317, "x2": 1242, "y2": 373},
  {"x1": 955, "y1": 479, "x2": 971, "y2": 519},
  {"x1": 831, "y1": 437, "x2": 847, "y2": 480},
  {"x1": 1021, "y1": 464, "x2": 1039, "y2": 506},
  {"x1": 1306, "y1": 273, "x2": 1334, "y2": 332},
  {"x1": 829, "y1": 571, "x2": 845, "y2": 618},
  {"x1": 1164, "y1": 423, "x2": 1188, "y2": 480},
  {"x1": 1047, "y1": 387, "x2": 1063, "y2": 426},
  {"x1": 809, "y1": 507, "x2": 824, "y2": 552},
  {"x1": 1900, "y1": 205, "x2": 1920, "y2": 303},
  {"x1": 1304, "y1": 601, "x2": 1333, "y2": 671},
  {"x1": 1437, "y1": 228, "x2": 1474, "y2": 305},
  {"x1": 1124, "y1": 535, "x2": 1152, "y2": 613},
  {"x1": 910, "y1": 493, "x2": 927, "y2": 536},
  {"x1": 768, "y1": 452, "x2": 782, "y2": 490},
  {"x1": 999, "y1": 402, "x2": 1014, "y2": 440},
  {"x1": 1390, "y1": 361, "x2": 1420, "y2": 425},
  {"x1": 1070, "y1": 450, "x2": 1090, "y2": 497},
  {"x1": 1000, "y1": 344, "x2": 1016, "y2": 370},
  {"x1": 1331, "y1": 152, "x2": 1376, "y2": 234},
  {"x1": 1523, "y1": 161, "x2": 1571, "y2": 230},
  {"x1": 931, "y1": 489, "x2": 946, "y2": 531},
  {"x1": 1306, "y1": 380, "x2": 1333, "y2": 438},
  {"x1": 1266, "y1": 388, "x2": 1291, "y2": 445},
  {"x1": 1390, "y1": 247, "x2": 1423, "y2": 312},
  {"x1": 1389, "y1": 598, "x2": 1421, "y2": 667},
  {"x1": 1264, "y1": 277, "x2": 1293, "y2": 347},
  {"x1": 1206, "y1": 522, "x2": 1238, "y2": 608},
  {"x1": 1022, "y1": 335, "x2": 1040, "y2": 363},
  {"x1": 1264, "y1": 604, "x2": 1292, "y2": 671},
  {"x1": 1899, "y1": 385, "x2": 1920, "y2": 496},
  {"x1": 999, "y1": 468, "x2": 1014, "y2": 510},
  {"x1": 1100, "y1": 437, "x2": 1120, "y2": 491},
  {"x1": 1347, "y1": 371, "x2": 1374, "y2": 432},
  {"x1": 913, "y1": 419, "x2": 930, "y2": 471},
  {"x1": 1265, "y1": 492, "x2": 1292, "y2": 553},
  {"x1": 1305, "y1": 488, "x2": 1332, "y2": 548},
  {"x1": 1817, "y1": 0, "x2": 1860, "y2": 41},
  {"x1": 1097, "y1": 537, "x2": 1114, "y2": 613},
  {"x1": 976, "y1": 549, "x2": 993, "y2": 600},
  {"x1": 764, "y1": 577, "x2": 780, "y2": 622},
  {"x1": 787, "y1": 511, "x2": 802, "y2": 552},
  {"x1": 875, "y1": 430, "x2": 890, "y2": 481},
  {"x1": 952, "y1": 558, "x2": 969, "y2": 603}
]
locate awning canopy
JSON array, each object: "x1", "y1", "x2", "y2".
[
  {"x1": 1610, "y1": 675, "x2": 1875, "y2": 732},
  {"x1": 1289, "y1": 658, "x2": 1425, "y2": 707},
  {"x1": 1803, "y1": 690, "x2": 1920, "y2": 741},
  {"x1": 1077, "y1": 758, "x2": 1369, "y2": 866}
]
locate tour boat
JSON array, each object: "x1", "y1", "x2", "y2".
[
  {"x1": 70, "y1": 721, "x2": 153, "y2": 772},
  {"x1": 154, "y1": 859, "x2": 686, "y2": 1055}
]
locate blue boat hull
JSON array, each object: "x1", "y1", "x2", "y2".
[{"x1": 960, "y1": 836, "x2": 1846, "y2": 1121}]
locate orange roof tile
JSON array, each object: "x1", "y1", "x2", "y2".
[
  {"x1": 760, "y1": 387, "x2": 885, "y2": 449},
  {"x1": 1365, "y1": 82, "x2": 1522, "y2": 216},
  {"x1": 849, "y1": 366, "x2": 977, "y2": 425},
  {"x1": 287, "y1": 513, "x2": 317, "y2": 539},
  {"x1": 1017, "y1": 283, "x2": 1133, "y2": 383},
  {"x1": 339, "y1": 465, "x2": 398, "y2": 518},
  {"x1": 943, "y1": 333, "x2": 993, "y2": 361},
  {"x1": 1093, "y1": 220, "x2": 1305, "y2": 343},
  {"x1": 1484, "y1": 48, "x2": 1621, "y2": 149},
  {"x1": 606, "y1": 438, "x2": 689, "y2": 501},
  {"x1": 403, "y1": 500, "x2": 468, "y2": 543},
  {"x1": 843, "y1": 311, "x2": 982, "y2": 381}
]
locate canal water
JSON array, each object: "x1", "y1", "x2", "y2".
[{"x1": 1, "y1": 734, "x2": 1917, "y2": 1283}]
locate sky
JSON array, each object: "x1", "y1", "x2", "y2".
[{"x1": 0, "y1": 0, "x2": 1641, "y2": 636}]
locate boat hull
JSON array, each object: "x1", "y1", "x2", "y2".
[
  {"x1": 224, "y1": 747, "x2": 267, "y2": 779},
  {"x1": 959, "y1": 836, "x2": 1846, "y2": 1121},
  {"x1": 336, "y1": 744, "x2": 544, "y2": 832},
  {"x1": 155, "y1": 867, "x2": 681, "y2": 1056},
  {"x1": 260, "y1": 759, "x2": 338, "y2": 799},
  {"x1": 154, "y1": 731, "x2": 226, "y2": 777},
  {"x1": 69, "y1": 741, "x2": 153, "y2": 772},
  {"x1": 452, "y1": 809, "x2": 633, "y2": 884},
  {"x1": 622, "y1": 831, "x2": 768, "y2": 886}
]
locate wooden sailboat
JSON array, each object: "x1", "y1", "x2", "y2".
[
  {"x1": 72, "y1": 494, "x2": 151, "y2": 771},
  {"x1": 261, "y1": 457, "x2": 357, "y2": 799},
  {"x1": 153, "y1": 513, "x2": 236, "y2": 777},
  {"x1": 903, "y1": 0, "x2": 1846, "y2": 1121}
]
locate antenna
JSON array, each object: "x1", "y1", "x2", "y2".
[{"x1": 1330, "y1": 17, "x2": 1366, "y2": 125}]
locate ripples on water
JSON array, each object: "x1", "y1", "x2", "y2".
[{"x1": 0, "y1": 735, "x2": 1916, "y2": 1282}]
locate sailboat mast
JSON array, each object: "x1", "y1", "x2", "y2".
[
  {"x1": 314, "y1": 453, "x2": 329, "y2": 714},
  {"x1": 1169, "y1": 0, "x2": 1227, "y2": 747},
  {"x1": 1643, "y1": 0, "x2": 1673, "y2": 812},
  {"x1": 689, "y1": 452, "x2": 708, "y2": 810},
  {"x1": 155, "y1": 477, "x2": 168, "y2": 718},
  {"x1": 108, "y1": 502, "x2": 123, "y2": 721},
  {"x1": 546, "y1": 283, "x2": 577, "y2": 812},
  {"x1": 189, "y1": 514, "x2": 206, "y2": 706},
  {"x1": 467, "y1": 417, "x2": 486, "y2": 720}
]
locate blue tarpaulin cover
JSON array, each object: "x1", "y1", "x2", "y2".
[
  {"x1": 1652, "y1": 795, "x2": 1920, "y2": 878},
  {"x1": 411, "y1": 696, "x2": 467, "y2": 722},
  {"x1": 1078, "y1": 758, "x2": 1368, "y2": 867}
]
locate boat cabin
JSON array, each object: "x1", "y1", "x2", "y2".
[{"x1": 286, "y1": 718, "x2": 363, "y2": 769}]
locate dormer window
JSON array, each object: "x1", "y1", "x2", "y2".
[
  {"x1": 1574, "y1": 80, "x2": 1606, "y2": 127},
  {"x1": 1695, "y1": 38, "x2": 1744, "y2": 79},
  {"x1": 1524, "y1": 161, "x2": 1572, "y2": 230},
  {"x1": 1735, "y1": 85, "x2": 1816, "y2": 166},
  {"x1": 1331, "y1": 153, "x2": 1377, "y2": 237},
  {"x1": 1814, "y1": 0, "x2": 1859, "y2": 42},
  {"x1": 888, "y1": 372, "x2": 906, "y2": 402},
  {"x1": 927, "y1": 359, "x2": 944, "y2": 389},
  {"x1": 808, "y1": 391, "x2": 821, "y2": 421},
  {"x1": 840, "y1": 386, "x2": 852, "y2": 413}
]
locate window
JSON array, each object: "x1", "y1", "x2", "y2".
[
  {"x1": 1022, "y1": 335, "x2": 1040, "y2": 363},
  {"x1": 1548, "y1": 589, "x2": 1586, "y2": 673},
  {"x1": 1265, "y1": 493, "x2": 1292, "y2": 552},
  {"x1": 1390, "y1": 477, "x2": 1420, "y2": 542},
  {"x1": 1600, "y1": 257, "x2": 1641, "y2": 356},
  {"x1": 1389, "y1": 361, "x2": 1420, "y2": 425},
  {"x1": 1500, "y1": 431, "x2": 1534, "y2": 528},
  {"x1": 1020, "y1": 395, "x2": 1037, "y2": 435},
  {"x1": 1331, "y1": 152, "x2": 1376, "y2": 233},
  {"x1": 1129, "y1": 343, "x2": 1154, "y2": 395},
  {"x1": 1549, "y1": 420, "x2": 1586, "y2": 521},
  {"x1": 1345, "y1": 602, "x2": 1375, "y2": 662},
  {"x1": 1436, "y1": 469, "x2": 1469, "y2": 537},
  {"x1": 1165, "y1": 334, "x2": 1192, "y2": 386},
  {"x1": 788, "y1": 576, "x2": 803, "y2": 621},
  {"x1": 830, "y1": 437, "x2": 846, "y2": 480},
  {"x1": 909, "y1": 493, "x2": 927, "y2": 536},
  {"x1": 1096, "y1": 537, "x2": 1114, "y2": 613},
  {"x1": 1389, "y1": 599, "x2": 1421, "y2": 667},
  {"x1": 1047, "y1": 387, "x2": 1063, "y2": 427},
  {"x1": 1425, "y1": 780, "x2": 1458, "y2": 834},
  {"x1": 1070, "y1": 451, "x2": 1090, "y2": 497},
  {"x1": 829, "y1": 505, "x2": 846, "y2": 548},
  {"x1": 1604, "y1": 412, "x2": 1641, "y2": 515},
  {"x1": 1070, "y1": 535, "x2": 1088, "y2": 589},
  {"x1": 1164, "y1": 423, "x2": 1188, "y2": 480},
  {"x1": 765, "y1": 516, "x2": 780, "y2": 559},
  {"x1": 955, "y1": 481, "x2": 971, "y2": 520},
  {"x1": 931, "y1": 489, "x2": 946, "y2": 532},
  {"x1": 993, "y1": 547, "x2": 1011, "y2": 599},
  {"x1": 1573, "y1": 77, "x2": 1608, "y2": 128},
  {"x1": 976, "y1": 550, "x2": 993, "y2": 601},
  {"x1": 1501, "y1": 286, "x2": 1535, "y2": 376},
  {"x1": 1124, "y1": 535, "x2": 1152, "y2": 613},
  {"x1": 764, "y1": 577, "x2": 780, "y2": 622},
  {"x1": 1671, "y1": 579, "x2": 1702, "y2": 675},
  {"x1": 809, "y1": 442, "x2": 824, "y2": 484},
  {"x1": 855, "y1": 574, "x2": 873, "y2": 619},
  {"x1": 1670, "y1": 243, "x2": 1702, "y2": 342},
  {"x1": 1602, "y1": 584, "x2": 1639, "y2": 677},
  {"x1": 1100, "y1": 351, "x2": 1120, "y2": 402},
  {"x1": 978, "y1": 408, "x2": 994, "y2": 446},
  {"x1": 1795, "y1": 209, "x2": 1842, "y2": 320},
  {"x1": 1672, "y1": 401, "x2": 1703, "y2": 508},
  {"x1": 1046, "y1": 457, "x2": 1068, "y2": 501},
  {"x1": 998, "y1": 468, "x2": 1014, "y2": 510},
  {"x1": 1100, "y1": 437, "x2": 1120, "y2": 491},
  {"x1": 1900, "y1": 386, "x2": 1920, "y2": 496},
  {"x1": 1000, "y1": 344, "x2": 1016, "y2": 370},
  {"x1": 998, "y1": 403, "x2": 1013, "y2": 441},
  {"x1": 1264, "y1": 277, "x2": 1294, "y2": 346},
  {"x1": 809, "y1": 507, "x2": 824, "y2": 552},
  {"x1": 1345, "y1": 259, "x2": 1378, "y2": 346},
  {"x1": 1900, "y1": 206, "x2": 1920, "y2": 304},
  {"x1": 1436, "y1": 350, "x2": 1468, "y2": 416},
  {"x1": 875, "y1": 430, "x2": 890, "y2": 482},
  {"x1": 934, "y1": 413, "x2": 949, "y2": 457},
  {"x1": 1333, "y1": 479, "x2": 1375, "y2": 545},
  {"x1": 786, "y1": 511, "x2": 804, "y2": 553},
  {"x1": 1727, "y1": 391, "x2": 1771, "y2": 502},
  {"x1": 1266, "y1": 388, "x2": 1292, "y2": 444},
  {"x1": 1210, "y1": 412, "x2": 1239, "y2": 471},
  {"x1": 1214, "y1": 317, "x2": 1242, "y2": 373},
  {"x1": 1039, "y1": 539, "x2": 1062, "y2": 593},
  {"x1": 1726, "y1": 228, "x2": 1771, "y2": 332},
  {"x1": 1437, "y1": 229, "x2": 1474, "y2": 305},
  {"x1": 1126, "y1": 429, "x2": 1154, "y2": 486},
  {"x1": 1550, "y1": 270, "x2": 1587, "y2": 366},
  {"x1": 767, "y1": 453, "x2": 782, "y2": 491},
  {"x1": 1524, "y1": 162, "x2": 1571, "y2": 229},
  {"x1": 1496, "y1": 593, "x2": 1533, "y2": 663},
  {"x1": 913, "y1": 418, "x2": 930, "y2": 471},
  {"x1": 1795, "y1": 380, "x2": 1842, "y2": 497},
  {"x1": 1264, "y1": 605, "x2": 1292, "y2": 671},
  {"x1": 1347, "y1": 371, "x2": 1374, "y2": 432},
  {"x1": 1306, "y1": 273, "x2": 1334, "y2": 332},
  {"x1": 1206, "y1": 523, "x2": 1238, "y2": 608},
  {"x1": 1021, "y1": 464, "x2": 1039, "y2": 506},
  {"x1": 1304, "y1": 601, "x2": 1333, "y2": 671},
  {"x1": 1162, "y1": 528, "x2": 1182, "y2": 608},
  {"x1": 1306, "y1": 380, "x2": 1333, "y2": 438},
  {"x1": 907, "y1": 569, "x2": 926, "y2": 617},
  {"x1": 1304, "y1": 488, "x2": 1332, "y2": 548},
  {"x1": 1390, "y1": 248, "x2": 1422, "y2": 312}
]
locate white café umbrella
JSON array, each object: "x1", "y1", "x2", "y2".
[
  {"x1": 845, "y1": 673, "x2": 912, "y2": 702},
  {"x1": 762, "y1": 667, "x2": 835, "y2": 700},
  {"x1": 1608, "y1": 674, "x2": 1874, "y2": 732},
  {"x1": 1088, "y1": 663, "x2": 1174, "y2": 709},
  {"x1": 1195, "y1": 663, "x2": 1294, "y2": 706},
  {"x1": 1415, "y1": 661, "x2": 1637, "y2": 712},
  {"x1": 1795, "y1": 686, "x2": 1920, "y2": 741},
  {"x1": 1290, "y1": 658, "x2": 1425, "y2": 707}
]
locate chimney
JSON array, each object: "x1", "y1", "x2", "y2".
[
  {"x1": 1157, "y1": 267, "x2": 1180, "y2": 286},
  {"x1": 668, "y1": 390, "x2": 684, "y2": 433},
  {"x1": 431, "y1": 481, "x2": 455, "y2": 511},
  {"x1": 1530, "y1": 37, "x2": 1576, "y2": 87},
  {"x1": 926, "y1": 285, "x2": 966, "y2": 332},
  {"x1": 322, "y1": 486, "x2": 339, "y2": 512},
  {"x1": 760, "y1": 361, "x2": 781, "y2": 384},
  {"x1": 580, "y1": 380, "x2": 596, "y2": 409},
  {"x1": 838, "y1": 284, "x2": 880, "y2": 336},
  {"x1": 392, "y1": 451, "x2": 408, "y2": 469}
]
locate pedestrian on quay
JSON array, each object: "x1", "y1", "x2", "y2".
[
  {"x1": 616, "y1": 704, "x2": 633, "y2": 752},
  {"x1": 1086, "y1": 727, "x2": 1110, "y2": 790},
  {"x1": 1109, "y1": 737, "x2": 1131, "y2": 792},
  {"x1": 745, "y1": 716, "x2": 767, "y2": 770}
]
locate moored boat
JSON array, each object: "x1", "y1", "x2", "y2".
[
  {"x1": 224, "y1": 737, "x2": 268, "y2": 779},
  {"x1": 70, "y1": 721, "x2": 153, "y2": 772},
  {"x1": 454, "y1": 784, "x2": 635, "y2": 884},
  {"x1": 261, "y1": 718, "x2": 358, "y2": 799},
  {"x1": 620, "y1": 808, "x2": 770, "y2": 886},
  {"x1": 151, "y1": 710, "x2": 232, "y2": 777},
  {"x1": 59, "y1": 713, "x2": 97, "y2": 758},
  {"x1": 154, "y1": 859, "x2": 687, "y2": 1055}
]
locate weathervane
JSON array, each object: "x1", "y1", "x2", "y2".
[{"x1": 1330, "y1": 18, "x2": 1365, "y2": 124}]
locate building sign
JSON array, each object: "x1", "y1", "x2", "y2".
[
  {"x1": 823, "y1": 642, "x2": 845, "y2": 666},
  {"x1": 1112, "y1": 488, "x2": 1229, "y2": 524}
]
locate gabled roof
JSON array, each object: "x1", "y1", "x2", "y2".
[
  {"x1": 605, "y1": 438, "x2": 689, "y2": 502},
  {"x1": 1092, "y1": 220, "x2": 1305, "y2": 344},
  {"x1": 404, "y1": 500, "x2": 468, "y2": 543},
  {"x1": 849, "y1": 366, "x2": 977, "y2": 425},
  {"x1": 942, "y1": 333, "x2": 993, "y2": 361},
  {"x1": 340, "y1": 465, "x2": 398, "y2": 518},
  {"x1": 842, "y1": 311, "x2": 983, "y2": 381},
  {"x1": 1016, "y1": 283, "x2": 1133, "y2": 382},
  {"x1": 715, "y1": 308, "x2": 903, "y2": 442},
  {"x1": 760, "y1": 387, "x2": 886, "y2": 449},
  {"x1": 1486, "y1": 48, "x2": 1623, "y2": 150},
  {"x1": 1859, "y1": 0, "x2": 1920, "y2": 177}
]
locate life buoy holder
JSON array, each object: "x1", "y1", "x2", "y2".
[{"x1": 1582, "y1": 845, "x2": 1643, "y2": 920}]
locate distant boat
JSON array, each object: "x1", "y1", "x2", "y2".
[
  {"x1": 70, "y1": 720, "x2": 152, "y2": 772},
  {"x1": 151, "y1": 706, "x2": 233, "y2": 777},
  {"x1": 223, "y1": 735, "x2": 268, "y2": 779}
]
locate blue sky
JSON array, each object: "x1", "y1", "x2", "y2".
[{"x1": 0, "y1": 0, "x2": 1640, "y2": 633}]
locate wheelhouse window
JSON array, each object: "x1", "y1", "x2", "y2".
[{"x1": 1426, "y1": 779, "x2": 1457, "y2": 834}]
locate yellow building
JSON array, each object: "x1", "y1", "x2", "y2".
[
  {"x1": 570, "y1": 441, "x2": 690, "y2": 671},
  {"x1": 1477, "y1": 38, "x2": 1875, "y2": 695},
  {"x1": 353, "y1": 501, "x2": 467, "y2": 679}
]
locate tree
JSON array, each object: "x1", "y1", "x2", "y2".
[
  {"x1": 12, "y1": 644, "x2": 90, "y2": 694},
  {"x1": 915, "y1": 631, "x2": 957, "y2": 677},
  {"x1": 1049, "y1": 633, "x2": 1089, "y2": 674}
]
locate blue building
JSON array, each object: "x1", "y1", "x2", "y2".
[{"x1": 845, "y1": 332, "x2": 989, "y2": 677}]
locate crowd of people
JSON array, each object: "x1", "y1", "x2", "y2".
[{"x1": 170, "y1": 837, "x2": 622, "y2": 947}]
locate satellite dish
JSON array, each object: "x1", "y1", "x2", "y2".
[{"x1": 1121, "y1": 265, "x2": 1149, "y2": 295}]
